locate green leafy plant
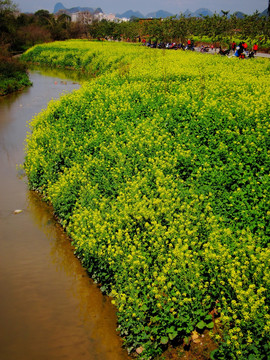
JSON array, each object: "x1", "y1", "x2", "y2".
[{"x1": 23, "y1": 40, "x2": 270, "y2": 359}]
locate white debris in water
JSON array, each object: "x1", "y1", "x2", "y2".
[{"x1": 13, "y1": 210, "x2": 23, "y2": 215}]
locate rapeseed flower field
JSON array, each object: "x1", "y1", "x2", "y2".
[{"x1": 22, "y1": 40, "x2": 270, "y2": 359}]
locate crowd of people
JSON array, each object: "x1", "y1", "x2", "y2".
[
  {"x1": 230, "y1": 41, "x2": 258, "y2": 58},
  {"x1": 142, "y1": 38, "x2": 259, "y2": 59},
  {"x1": 142, "y1": 38, "x2": 196, "y2": 50},
  {"x1": 200, "y1": 41, "x2": 258, "y2": 58}
]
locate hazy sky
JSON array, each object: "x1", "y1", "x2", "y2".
[{"x1": 16, "y1": 0, "x2": 267, "y2": 15}]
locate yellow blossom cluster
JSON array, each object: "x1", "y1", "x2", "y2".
[{"x1": 23, "y1": 40, "x2": 270, "y2": 359}]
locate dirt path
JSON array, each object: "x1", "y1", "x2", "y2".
[{"x1": 194, "y1": 47, "x2": 270, "y2": 58}]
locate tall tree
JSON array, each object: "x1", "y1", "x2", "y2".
[
  {"x1": 0, "y1": 0, "x2": 18, "y2": 46},
  {"x1": 0, "y1": 0, "x2": 17, "y2": 12}
]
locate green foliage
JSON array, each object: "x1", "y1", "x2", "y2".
[
  {"x1": 0, "y1": 0, "x2": 17, "y2": 13},
  {"x1": 2, "y1": 6, "x2": 270, "y2": 54},
  {"x1": 0, "y1": 53, "x2": 31, "y2": 95},
  {"x1": 24, "y1": 41, "x2": 270, "y2": 359},
  {"x1": 85, "y1": 13, "x2": 270, "y2": 48}
]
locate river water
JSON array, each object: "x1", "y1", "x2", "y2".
[{"x1": 0, "y1": 70, "x2": 129, "y2": 360}]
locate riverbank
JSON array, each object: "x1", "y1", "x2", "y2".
[
  {"x1": 21, "y1": 40, "x2": 270, "y2": 360},
  {"x1": 0, "y1": 54, "x2": 32, "y2": 96},
  {"x1": 0, "y1": 69, "x2": 129, "y2": 360}
]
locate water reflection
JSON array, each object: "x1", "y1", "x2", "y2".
[
  {"x1": 28, "y1": 65, "x2": 90, "y2": 83},
  {"x1": 26, "y1": 190, "x2": 129, "y2": 360},
  {"x1": 0, "y1": 69, "x2": 129, "y2": 360}
]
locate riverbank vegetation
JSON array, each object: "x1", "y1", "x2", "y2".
[
  {"x1": 0, "y1": 0, "x2": 32, "y2": 95},
  {"x1": 23, "y1": 41, "x2": 270, "y2": 359},
  {"x1": 0, "y1": 51, "x2": 31, "y2": 96}
]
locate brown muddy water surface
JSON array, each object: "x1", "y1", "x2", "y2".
[{"x1": 0, "y1": 70, "x2": 129, "y2": 360}]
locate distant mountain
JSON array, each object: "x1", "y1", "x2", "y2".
[
  {"x1": 116, "y1": 10, "x2": 144, "y2": 19},
  {"x1": 182, "y1": 9, "x2": 192, "y2": 17},
  {"x1": 233, "y1": 11, "x2": 245, "y2": 19},
  {"x1": 54, "y1": 2, "x2": 65, "y2": 13},
  {"x1": 193, "y1": 8, "x2": 213, "y2": 17},
  {"x1": 67, "y1": 6, "x2": 94, "y2": 13},
  {"x1": 94, "y1": 7, "x2": 103, "y2": 14},
  {"x1": 53, "y1": 2, "x2": 102, "y2": 14},
  {"x1": 146, "y1": 10, "x2": 175, "y2": 18},
  {"x1": 182, "y1": 8, "x2": 213, "y2": 17},
  {"x1": 53, "y1": 4, "x2": 267, "y2": 19},
  {"x1": 260, "y1": 8, "x2": 269, "y2": 17},
  {"x1": 117, "y1": 9, "x2": 176, "y2": 19}
]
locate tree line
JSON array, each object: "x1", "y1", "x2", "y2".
[
  {"x1": 0, "y1": 3, "x2": 88, "y2": 53},
  {"x1": 1, "y1": 0, "x2": 270, "y2": 55},
  {"x1": 91, "y1": 12, "x2": 270, "y2": 50}
]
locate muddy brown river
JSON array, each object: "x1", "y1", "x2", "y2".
[{"x1": 0, "y1": 70, "x2": 129, "y2": 360}]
